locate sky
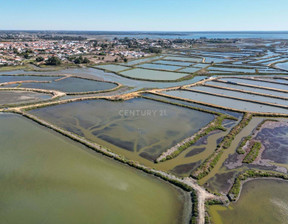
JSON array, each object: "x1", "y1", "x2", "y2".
[{"x1": 0, "y1": 0, "x2": 288, "y2": 31}]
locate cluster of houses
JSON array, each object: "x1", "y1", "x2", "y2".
[{"x1": 0, "y1": 39, "x2": 151, "y2": 66}]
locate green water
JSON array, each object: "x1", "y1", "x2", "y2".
[
  {"x1": 0, "y1": 113, "x2": 189, "y2": 224},
  {"x1": 210, "y1": 179, "x2": 288, "y2": 224}
]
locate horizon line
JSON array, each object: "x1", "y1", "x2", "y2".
[{"x1": 1, "y1": 30, "x2": 288, "y2": 33}]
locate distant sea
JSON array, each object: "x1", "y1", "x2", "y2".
[
  {"x1": 99, "y1": 31, "x2": 288, "y2": 40},
  {"x1": 2, "y1": 30, "x2": 288, "y2": 40}
]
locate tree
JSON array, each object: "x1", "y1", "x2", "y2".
[
  {"x1": 13, "y1": 48, "x2": 18, "y2": 54},
  {"x1": 23, "y1": 53, "x2": 30, "y2": 59},
  {"x1": 123, "y1": 58, "x2": 128, "y2": 63},
  {"x1": 26, "y1": 49, "x2": 33, "y2": 54},
  {"x1": 146, "y1": 47, "x2": 162, "y2": 54},
  {"x1": 74, "y1": 56, "x2": 90, "y2": 64},
  {"x1": 82, "y1": 57, "x2": 90, "y2": 64},
  {"x1": 36, "y1": 56, "x2": 44, "y2": 62},
  {"x1": 46, "y1": 56, "x2": 61, "y2": 66},
  {"x1": 74, "y1": 58, "x2": 81, "y2": 64}
]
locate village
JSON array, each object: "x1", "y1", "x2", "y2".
[{"x1": 0, "y1": 31, "x2": 238, "y2": 67}]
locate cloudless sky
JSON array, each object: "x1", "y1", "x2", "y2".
[{"x1": 0, "y1": 0, "x2": 287, "y2": 31}]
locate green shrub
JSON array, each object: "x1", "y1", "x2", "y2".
[{"x1": 242, "y1": 142, "x2": 261, "y2": 163}]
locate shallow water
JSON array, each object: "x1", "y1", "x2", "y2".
[
  {"x1": 255, "y1": 124, "x2": 288, "y2": 164},
  {"x1": 137, "y1": 63, "x2": 182, "y2": 71},
  {"x1": 154, "y1": 60, "x2": 193, "y2": 67},
  {"x1": 190, "y1": 85, "x2": 288, "y2": 106},
  {"x1": 0, "y1": 75, "x2": 57, "y2": 84},
  {"x1": 164, "y1": 56, "x2": 203, "y2": 63},
  {"x1": 277, "y1": 61, "x2": 288, "y2": 70},
  {"x1": 0, "y1": 113, "x2": 189, "y2": 224},
  {"x1": 18, "y1": 77, "x2": 117, "y2": 93},
  {"x1": 0, "y1": 91, "x2": 51, "y2": 106},
  {"x1": 179, "y1": 67, "x2": 202, "y2": 73},
  {"x1": 29, "y1": 98, "x2": 214, "y2": 162},
  {"x1": 0, "y1": 67, "x2": 207, "y2": 91},
  {"x1": 95, "y1": 64, "x2": 130, "y2": 72},
  {"x1": 164, "y1": 90, "x2": 288, "y2": 114},
  {"x1": 143, "y1": 93, "x2": 242, "y2": 118},
  {"x1": 120, "y1": 68, "x2": 188, "y2": 80},
  {"x1": 222, "y1": 78, "x2": 288, "y2": 91},
  {"x1": 210, "y1": 179, "x2": 288, "y2": 224},
  {"x1": 120, "y1": 56, "x2": 162, "y2": 66},
  {"x1": 204, "y1": 57, "x2": 231, "y2": 63},
  {"x1": 208, "y1": 67, "x2": 255, "y2": 73},
  {"x1": 206, "y1": 81, "x2": 288, "y2": 98}
]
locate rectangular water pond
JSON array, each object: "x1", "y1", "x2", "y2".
[
  {"x1": 0, "y1": 91, "x2": 51, "y2": 106},
  {"x1": 120, "y1": 56, "x2": 162, "y2": 66},
  {"x1": 221, "y1": 78, "x2": 288, "y2": 91},
  {"x1": 154, "y1": 60, "x2": 193, "y2": 67},
  {"x1": 0, "y1": 113, "x2": 189, "y2": 224},
  {"x1": 0, "y1": 75, "x2": 57, "y2": 84},
  {"x1": 96, "y1": 64, "x2": 130, "y2": 72},
  {"x1": 189, "y1": 85, "x2": 288, "y2": 106},
  {"x1": 206, "y1": 81, "x2": 288, "y2": 99},
  {"x1": 137, "y1": 63, "x2": 182, "y2": 71},
  {"x1": 120, "y1": 68, "x2": 189, "y2": 81},
  {"x1": 204, "y1": 57, "x2": 230, "y2": 63},
  {"x1": 164, "y1": 56, "x2": 203, "y2": 63},
  {"x1": 276, "y1": 61, "x2": 288, "y2": 70},
  {"x1": 142, "y1": 93, "x2": 242, "y2": 118},
  {"x1": 208, "y1": 67, "x2": 256, "y2": 73},
  {"x1": 18, "y1": 77, "x2": 117, "y2": 93},
  {"x1": 179, "y1": 67, "x2": 202, "y2": 73},
  {"x1": 29, "y1": 98, "x2": 215, "y2": 161},
  {"x1": 164, "y1": 90, "x2": 288, "y2": 114}
]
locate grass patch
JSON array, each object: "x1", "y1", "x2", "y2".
[
  {"x1": 242, "y1": 142, "x2": 261, "y2": 163},
  {"x1": 236, "y1": 136, "x2": 252, "y2": 154},
  {"x1": 192, "y1": 113, "x2": 252, "y2": 179},
  {"x1": 160, "y1": 114, "x2": 230, "y2": 162},
  {"x1": 228, "y1": 170, "x2": 288, "y2": 201}
]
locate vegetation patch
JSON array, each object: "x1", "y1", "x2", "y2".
[
  {"x1": 192, "y1": 113, "x2": 252, "y2": 179},
  {"x1": 228, "y1": 170, "x2": 288, "y2": 201},
  {"x1": 190, "y1": 191, "x2": 199, "y2": 224},
  {"x1": 159, "y1": 114, "x2": 231, "y2": 162},
  {"x1": 236, "y1": 136, "x2": 252, "y2": 154},
  {"x1": 242, "y1": 141, "x2": 261, "y2": 163}
]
